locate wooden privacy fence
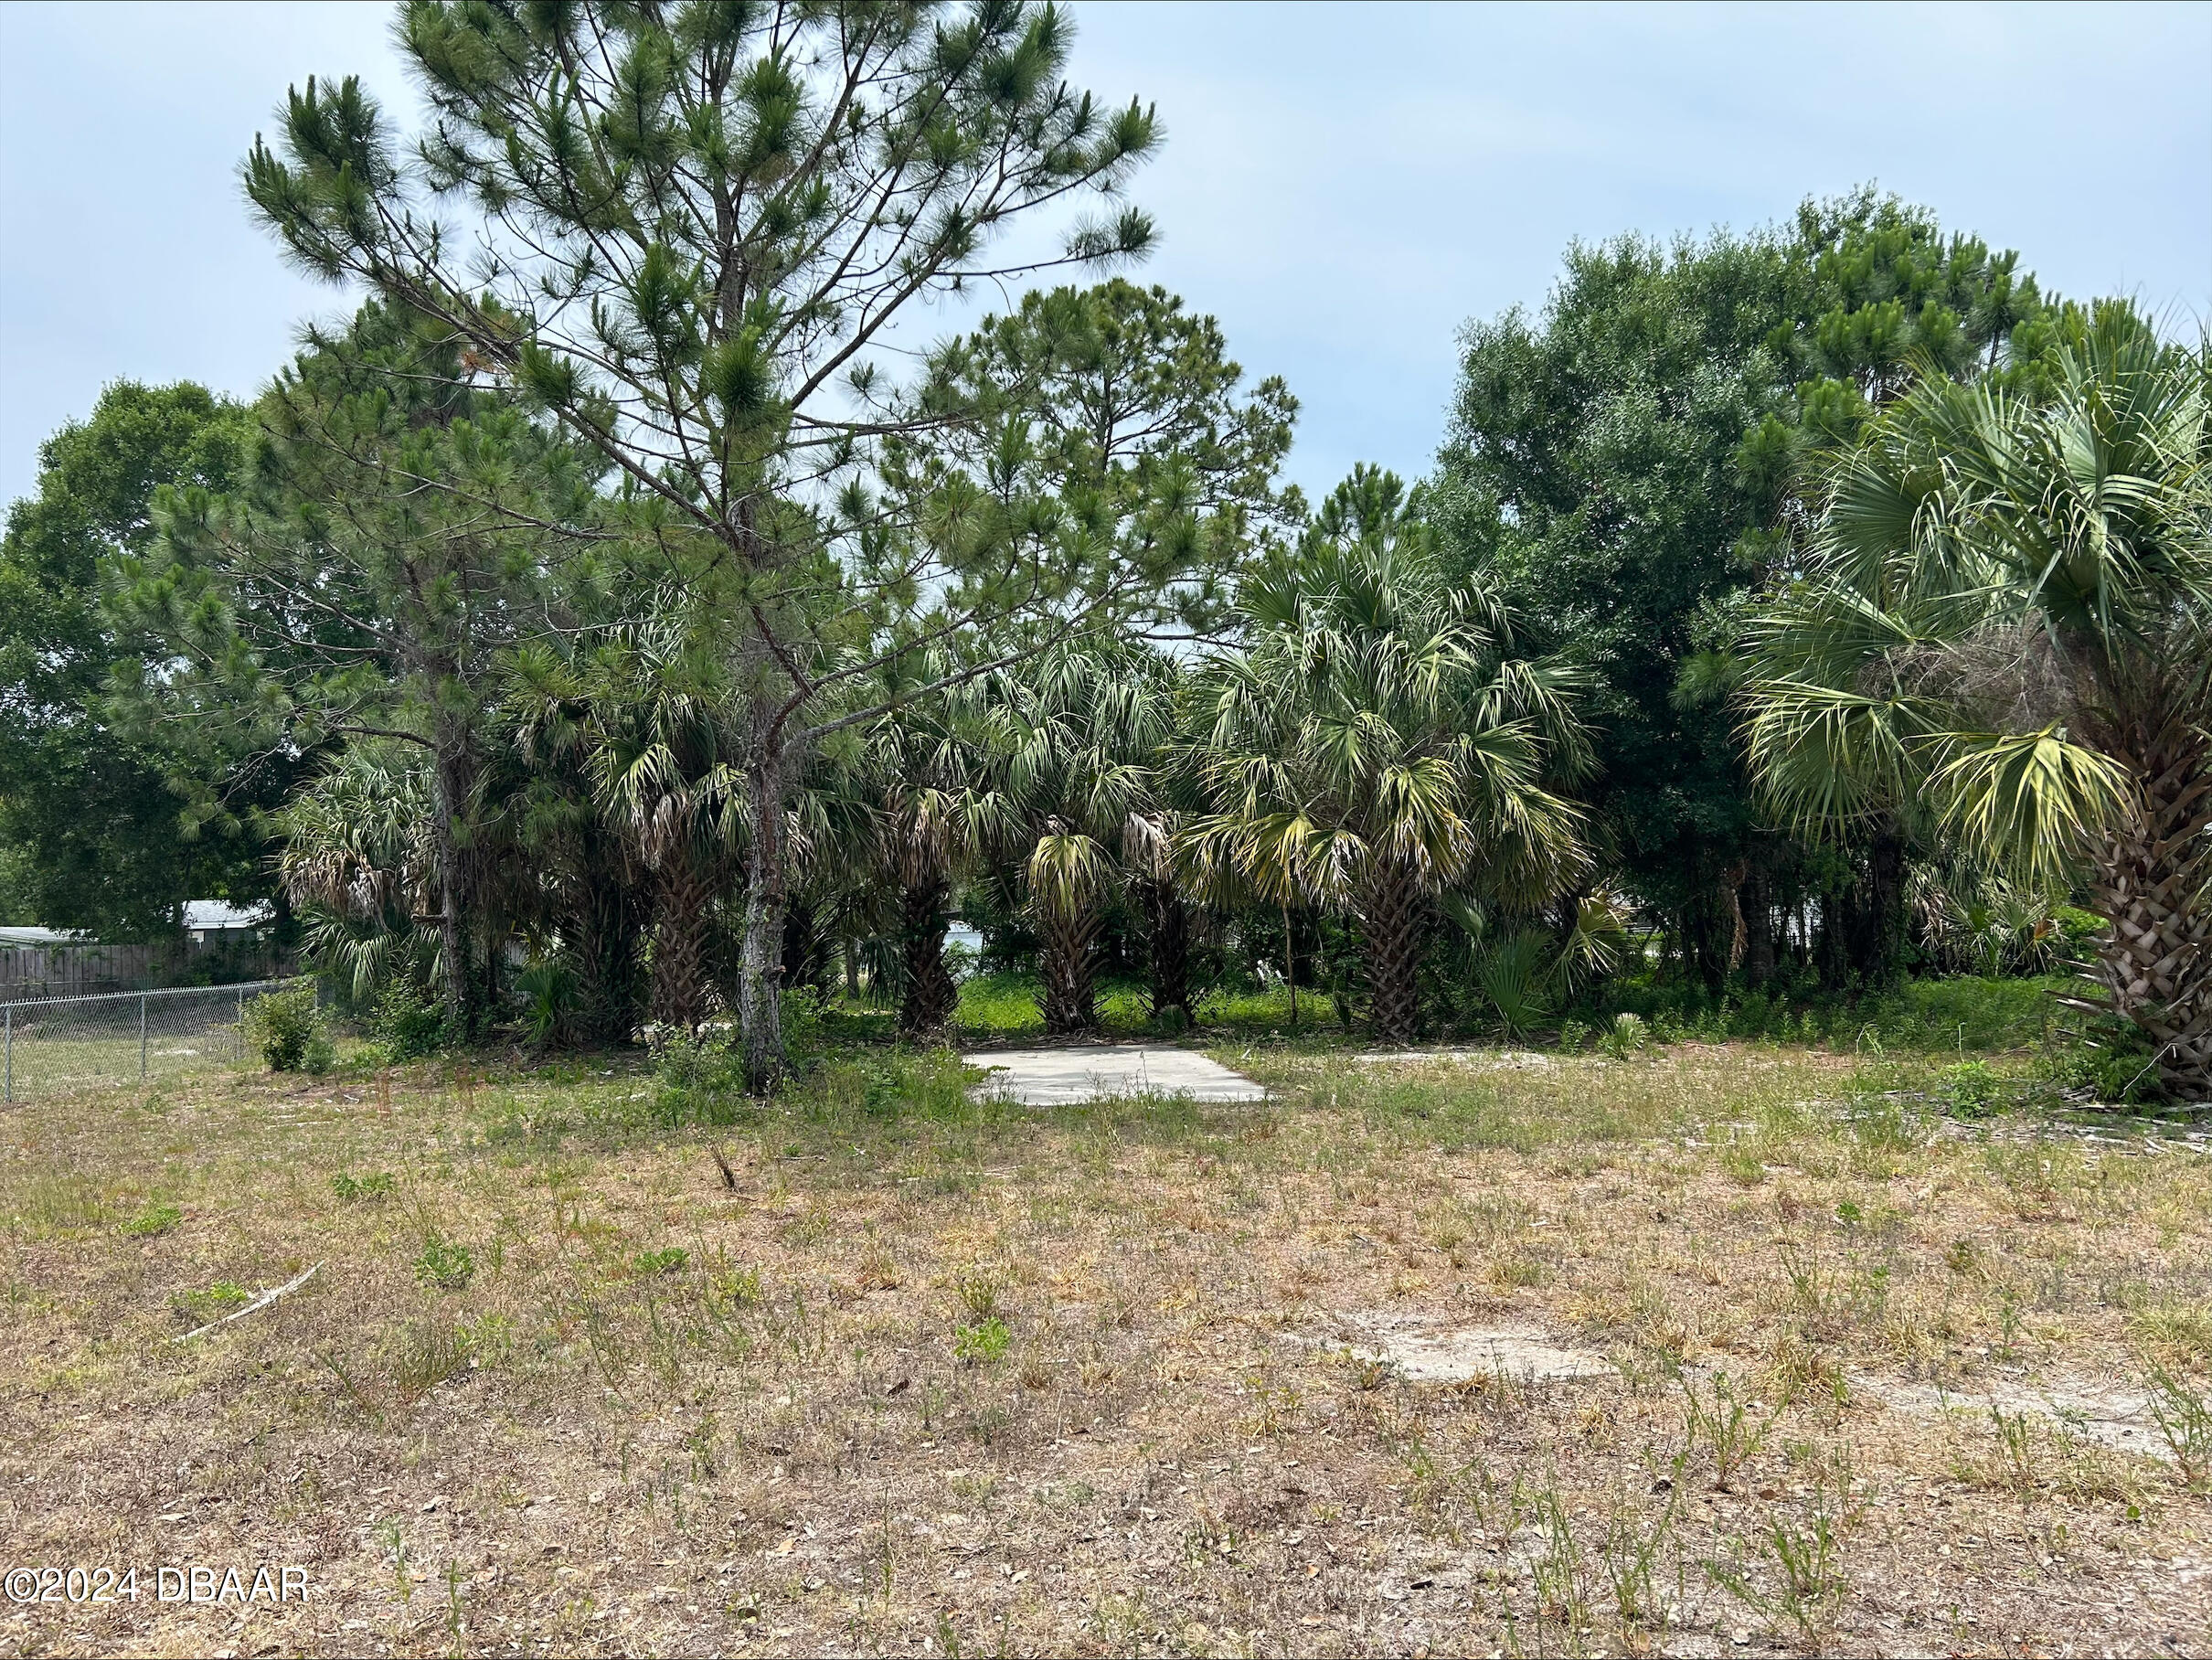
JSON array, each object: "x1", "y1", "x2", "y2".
[{"x1": 0, "y1": 940, "x2": 281, "y2": 1000}]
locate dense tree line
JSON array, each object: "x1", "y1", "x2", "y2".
[{"x1": 4, "y1": 3, "x2": 2206, "y2": 1095}]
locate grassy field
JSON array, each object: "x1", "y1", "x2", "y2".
[
  {"x1": 3, "y1": 1016, "x2": 2209, "y2": 1656},
  {"x1": 927, "y1": 969, "x2": 2077, "y2": 1056}
]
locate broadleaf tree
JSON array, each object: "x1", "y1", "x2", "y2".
[
  {"x1": 1432, "y1": 190, "x2": 2053, "y2": 988},
  {"x1": 0, "y1": 383, "x2": 270, "y2": 942}
]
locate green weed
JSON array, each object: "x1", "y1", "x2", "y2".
[
  {"x1": 952, "y1": 1316, "x2": 1011, "y2": 1366},
  {"x1": 121, "y1": 1201, "x2": 181, "y2": 1239},
  {"x1": 413, "y1": 1234, "x2": 475, "y2": 1292}
]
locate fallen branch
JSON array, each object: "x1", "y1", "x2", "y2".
[{"x1": 174, "y1": 1261, "x2": 324, "y2": 1343}]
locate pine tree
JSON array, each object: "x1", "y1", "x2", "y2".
[{"x1": 242, "y1": 1, "x2": 1186, "y2": 1088}]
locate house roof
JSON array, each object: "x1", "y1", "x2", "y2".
[
  {"x1": 184, "y1": 900, "x2": 273, "y2": 931},
  {"x1": 0, "y1": 925, "x2": 82, "y2": 945}
]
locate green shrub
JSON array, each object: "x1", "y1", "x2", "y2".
[
  {"x1": 517, "y1": 960, "x2": 579, "y2": 1048},
  {"x1": 1474, "y1": 931, "x2": 1559, "y2": 1038},
  {"x1": 2055, "y1": 907, "x2": 2106, "y2": 950},
  {"x1": 1939, "y1": 1059, "x2": 2013, "y2": 1118},
  {"x1": 633, "y1": 1246, "x2": 688, "y2": 1277},
  {"x1": 376, "y1": 983, "x2": 448, "y2": 1061},
  {"x1": 1601, "y1": 1012, "x2": 1650, "y2": 1059},
  {"x1": 245, "y1": 985, "x2": 321, "y2": 1071},
  {"x1": 413, "y1": 1234, "x2": 475, "y2": 1291},
  {"x1": 332, "y1": 1171, "x2": 395, "y2": 1202},
  {"x1": 2037, "y1": 1016, "x2": 2164, "y2": 1106}
]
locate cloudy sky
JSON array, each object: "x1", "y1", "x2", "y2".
[{"x1": 3, "y1": 1, "x2": 2207, "y2": 507}]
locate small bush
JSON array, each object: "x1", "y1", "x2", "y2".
[
  {"x1": 1475, "y1": 931, "x2": 1558, "y2": 1038},
  {"x1": 653, "y1": 1031, "x2": 751, "y2": 1126},
  {"x1": 516, "y1": 960, "x2": 579, "y2": 1048},
  {"x1": 1939, "y1": 1059, "x2": 2009, "y2": 1118},
  {"x1": 633, "y1": 1247, "x2": 688, "y2": 1277},
  {"x1": 2038, "y1": 1016, "x2": 2164, "y2": 1106},
  {"x1": 952, "y1": 1316, "x2": 1011, "y2": 1366},
  {"x1": 332, "y1": 1171, "x2": 395, "y2": 1202},
  {"x1": 376, "y1": 984, "x2": 448, "y2": 1061},
  {"x1": 413, "y1": 1234, "x2": 475, "y2": 1291},
  {"x1": 1601, "y1": 1012, "x2": 1650, "y2": 1059},
  {"x1": 246, "y1": 985, "x2": 321, "y2": 1072},
  {"x1": 122, "y1": 1201, "x2": 181, "y2": 1239},
  {"x1": 2055, "y1": 907, "x2": 2106, "y2": 950}
]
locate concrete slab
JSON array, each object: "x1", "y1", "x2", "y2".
[
  {"x1": 964, "y1": 1045, "x2": 1265, "y2": 1106},
  {"x1": 1850, "y1": 1370, "x2": 2174, "y2": 1461},
  {"x1": 1320, "y1": 1313, "x2": 1617, "y2": 1386}
]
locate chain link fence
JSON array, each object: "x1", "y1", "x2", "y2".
[{"x1": 1, "y1": 980, "x2": 304, "y2": 1104}]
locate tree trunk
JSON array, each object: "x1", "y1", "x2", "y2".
[
  {"x1": 1359, "y1": 859, "x2": 1424, "y2": 1045},
  {"x1": 1683, "y1": 878, "x2": 1729, "y2": 994},
  {"x1": 573, "y1": 853, "x2": 645, "y2": 1046},
  {"x1": 1144, "y1": 879, "x2": 1193, "y2": 1024},
  {"x1": 429, "y1": 730, "x2": 479, "y2": 1036},
  {"x1": 1037, "y1": 904, "x2": 1103, "y2": 1035},
  {"x1": 739, "y1": 751, "x2": 788, "y2": 1094},
  {"x1": 782, "y1": 895, "x2": 829, "y2": 995},
  {"x1": 1739, "y1": 862, "x2": 1775, "y2": 987},
  {"x1": 649, "y1": 855, "x2": 714, "y2": 1033},
  {"x1": 1813, "y1": 889, "x2": 1850, "y2": 991},
  {"x1": 899, "y1": 878, "x2": 958, "y2": 1038},
  {"x1": 1845, "y1": 829, "x2": 1908, "y2": 986},
  {"x1": 2083, "y1": 722, "x2": 2212, "y2": 1098}
]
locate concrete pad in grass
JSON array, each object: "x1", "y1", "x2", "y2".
[{"x1": 963, "y1": 1045, "x2": 1265, "y2": 1106}]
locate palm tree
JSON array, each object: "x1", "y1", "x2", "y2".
[
  {"x1": 855, "y1": 664, "x2": 1016, "y2": 1038},
  {"x1": 279, "y1": 744, "x2": 443, "y2": 1003},
  {"x1": 1742, "y1": 314, "x2": 2212, "y2": 1093},
  {"x1": 509, "y1": 617, "x2": 744, "y2": 1036},
  {"x1": 1181, "y1": 468, "x2": 1590, "y2": 1043},
  {"x1": 502, "y1": 649, "x2": 654, "y2": 1045},
  {"x1": 997, "y1": 643, "x2": 1181, "y2": 1035}
]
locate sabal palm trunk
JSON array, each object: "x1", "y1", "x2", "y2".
[
  {"x1": 650, "y1": 855, "x2": 715, "y2": 1034},
  {"x1": 574, "y1": 866, "x2": 645, "y2": 1046},
  {"x1": 1038, "y1": 904, "x2": 1104, "y2": 1035},
  {"x1": 2084, "y1": 715, "x2": 2212, "y2": 1098},
  {"x1": 1143, "y1": 879, "x2": 1193, "y2": 1024},
  {"x1": 899, "y1": 878, "x2": 959, "y2": 1038},
  {"x1": 1358, "y1": 858, "x2": 1425, "y2": 1045}
]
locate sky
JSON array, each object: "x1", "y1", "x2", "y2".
[{"x1": 3, "y1": 1, "x2": 2207, "y2": 510}]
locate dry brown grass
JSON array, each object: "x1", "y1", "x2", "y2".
[{"x1": 2, "y1": 1040, "x2": 2209, "y2": 1657}]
